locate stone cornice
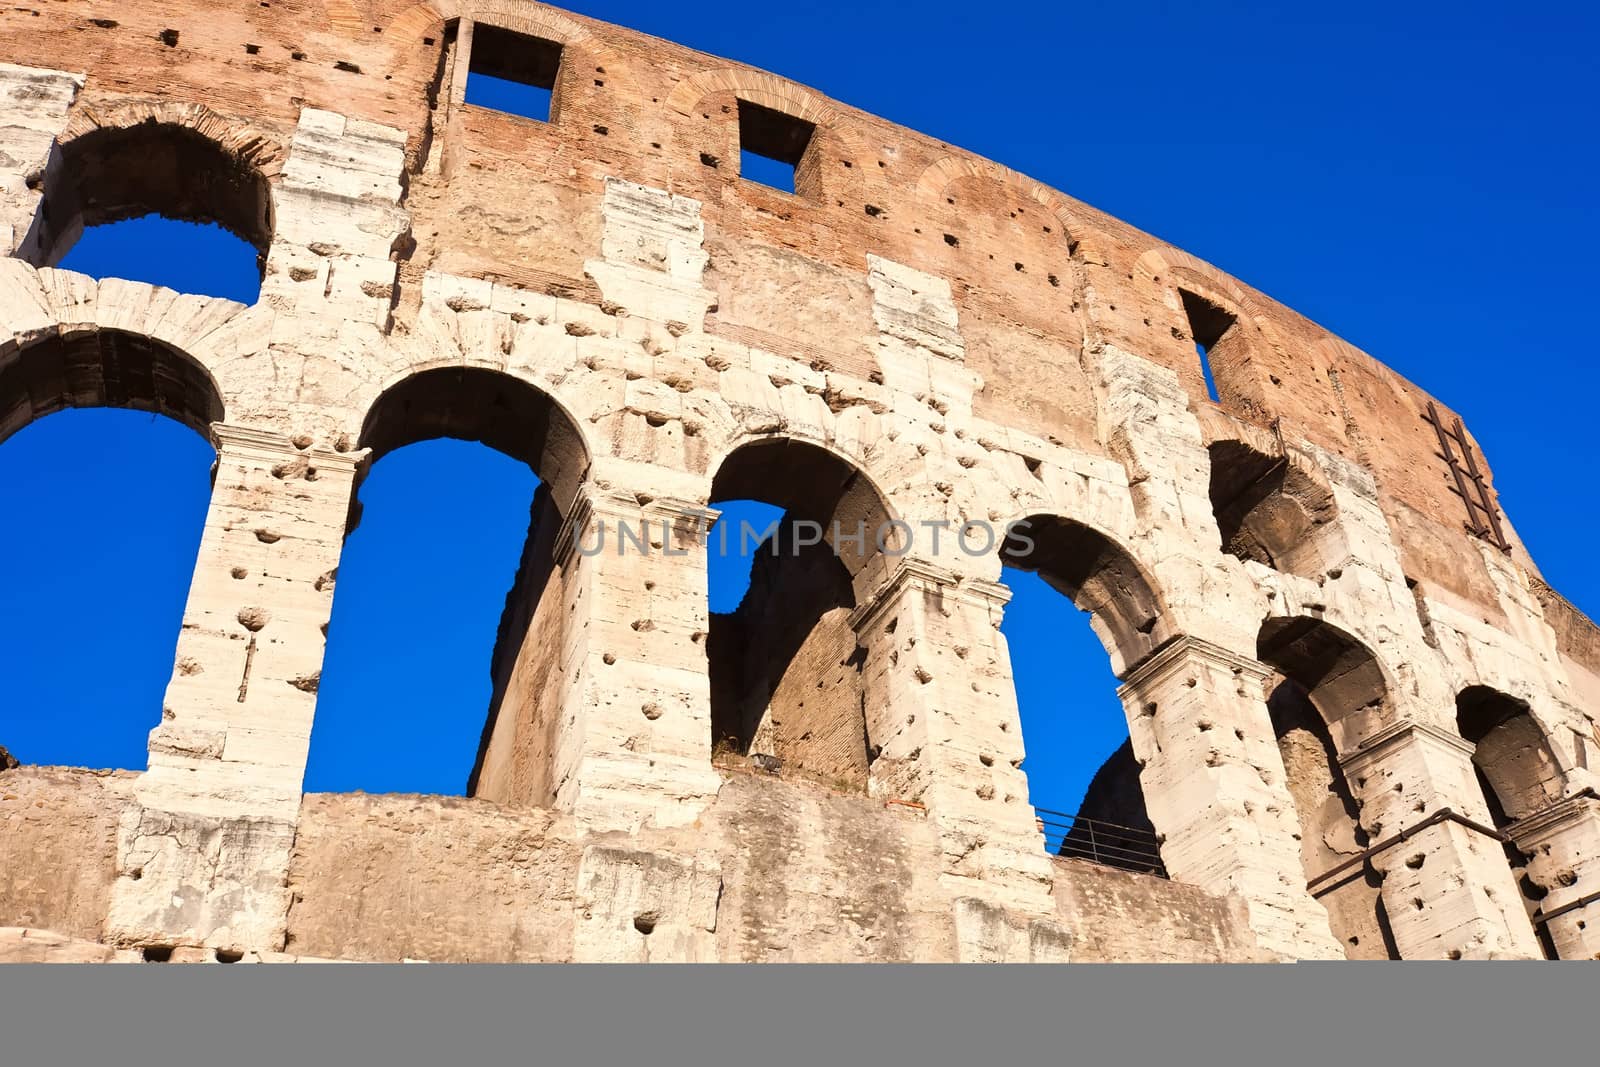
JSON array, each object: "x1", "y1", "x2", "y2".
[
  {"x1": 1505, "y1": 791, "x2": 1600, "y2": 848},
  {"x1": 211, "y1": 422, "x2": 366, "y2": 472},
  {"x1": 1340, "y1": 718, "x2": 1477, "y2": 774},
  {"x1": 847, "y1": 558, "x2": 1007, "y2": 633},
  {"x1": 553, "y1": 484, "x2": 720, "y2": 565},
  {"x1": 1116, "y1": 635, "x2": 1271, "y2": 699}
]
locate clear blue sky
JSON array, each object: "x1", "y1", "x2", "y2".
[{"x1": 1, "y1": 1, "x2": 1593, "y2": 817}]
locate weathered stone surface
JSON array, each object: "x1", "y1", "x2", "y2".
[
  {"x1": 1, "y1": 1, "x2": 1596, "y2": 962},
  {"x1": 273, "y1": 772, "x2": 1249, "y2": 963},
  {"x1": 0, "y1": 767, "x2": 133, "y2": 943},
  {"x1": 0, "y1": 927, "x2": 140, "y2": 963}
]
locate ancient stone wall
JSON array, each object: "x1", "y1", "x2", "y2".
[{"x1": 2, "y1": 1, "x2": 1598, "y2": 961}]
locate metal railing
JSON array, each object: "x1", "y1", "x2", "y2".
[{"x1": 1036, "y1": 807, "x2": 1167, "y2": 878}]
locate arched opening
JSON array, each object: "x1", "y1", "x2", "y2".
[
  {"x1": 705, "y1": 438, "x2": 889, "y2": 792},
  {"x1": 1207, "y1": 439, "x2": 1336, "y2": 577},
  {"x1": 1000, "y1": 515, "x2": 1171, "y2": 874},
  {"x1": 1257, "y1": 616, "x2": 1399, "y2": 958},
  {"x1": 0, "y1": 331, "x2": 221, "y2": 771},
  {"x1": 307, "y1": 368, "x2": 589, "y2": 801},
  {"x1": 23, "y1": 121, "x2": 273, "y2": 303},
  {"x1": 1456, "y1": 685, "x2": 1564, "y2": 958}
]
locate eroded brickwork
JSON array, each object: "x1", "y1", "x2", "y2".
[{"x1": 2, "y1": 1, "x2": 1598, "y2": 961}]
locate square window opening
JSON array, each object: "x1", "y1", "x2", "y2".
[
  {"x1": 1181, "y1": 289, "x2": 1237, "y2": 404},
  {"x1": 737, "y1": 99, "x2": 816, "y2": 195},
  {"x1": 466, "y1": 24, "x2": 563, "y2": 123}
]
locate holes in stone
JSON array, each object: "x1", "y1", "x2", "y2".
[
  {"x1": 159, "y1": 29, "x2": 179, "y2": 47},
  {"x1": 215, "y1": 949, "x2": 244, "y2": 963},
  {"x1": 865, "y1": 204, "x2": 883, "y2": 218},
  {"x1": 737, "y1": 99, "x2": 816, "y2": 196},
  {"x1": 141, "y1": 946, "x2": 174, "y2": 963},
  {"x1": 244, "y1": 43, "x2": 261, "y2": 55},
  {"x1": 335, "y1": 61, "x2": 362, "y2": 74},
  {"x1": 944, "y1": 234, "x2": 959, "y2": 247},
  {"x1": 700, "y1": 152, "x2": 720, "y2": 169},
  {"x1": 633, "y1": 913, "x2": 658, "y2": 935},
  {"x1": 90, "y1": 17, "x2": 117, "y2": 28},
  {"x1": 466, "y1": 24, "x2": 562, "y2": 123}
]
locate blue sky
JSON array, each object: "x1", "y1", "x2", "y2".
[{"x1": 1, "y1": 1, "x2": 1594, "y2": 816}]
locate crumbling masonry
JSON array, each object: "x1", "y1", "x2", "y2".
[{"x1": 3, "y1": 1, "x2": 1598, "y2": 963}]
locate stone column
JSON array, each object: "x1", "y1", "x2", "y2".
[
  {"x1": 106, "y1": 424, "x2": 361, "y2": 954},
  {"x1": 1340, "y1": 721, "x2": 1543, "y2": 959},
  {"x1": 1117, "y1": 636, "x2": 1343, "y2": 960},
  {"x1": 553, "y1": 487, "x2": 724, "y2": 834},
  {"x1": 1506, "y1": 792, "x2": 1600, "y2": 959},
  {"x1": 849, "y1": 558, "x2": 1054, "y2": 914},
  {"x1": 261, "y1": 107, "x2": 408, "y2": 332}
]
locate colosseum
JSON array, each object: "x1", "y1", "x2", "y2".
[{"x1": 1, "y1": 1, "x2": 1596, "y2": 963}]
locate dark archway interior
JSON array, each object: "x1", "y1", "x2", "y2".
[
  {"x1": 1257, "y1": 617, "x2": 1397, "y2": 957},
  {"x1": 1456, "y1": 685, "x2": 1563, "y2": 957},
  {"x1": 1257, "y1": 616, "x2": 1387, "y2": 747},
  {"x1": 26, "y1": 123, "x2": 274, "y2": 274},
  {"x1": 705, "y1": 439, "x2": 889, "y2": 790},
  {"x1": 1057, "y1": 739, "x2": 1164, "y2": 873},
  {"x1": 1455, "y1": 685, "x2": 1564, "y2": 821},
  {"x1": 1267, "y1": 678, "x2": 1400, "y2": 958},
  {"x1": 1207, "y1": 440, "x2": 1335, "y2": 575},
  {"x1": 0, "y1": 330, "x2": 225, "y2": 446}
]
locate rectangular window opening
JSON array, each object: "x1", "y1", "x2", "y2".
[
  {"x1": 737, "y1": 99, "x2": 815, "y2": 196},
  {"x1": 1181, "y1": 289, "x2": 1237, "y2": 404},
  {"x1": 465, "y1": 24, "x2": 563, "y2": 123}
]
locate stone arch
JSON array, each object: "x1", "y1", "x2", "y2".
[
  {"x1": 1206, "y1": 434, "x2": 1338, "y2": 577},
  {"x1": 358, "y1": 364, "x2": 592, "y2": 514},
  {"x1": 0, "y1": 324, "x2": 223, "y2": 774},
  {"x1": 667, "y1": 69, "x2": 844, "y2": 128},
  {"x1": 1257, "y1": 615, "x2": 1393, "y2": 751},
  {"x1": 999, "y1": 513, "x2": 1173, "y2": 679},
  {"x1": 1455, "y1": 684, "x2": 1568, "y2": 958},
  {"x1": 993, "y1": 512, "x2": 1174, "y2": 869},
  {"x1": 1257, "y1": 614, "x2": 1402, "y2": 957},
  {"x1": 0, "y1": 327, "x2": 225, "y2": 446},
  {"x1": 310, "y1": 366, "x2": 594, "y2": 802},
  {"x1": 704, "y1": 434, "x2": 897, "y2": 790},
  {"x1": 20, "y1": 104, "x2": 281, "y2": 272},
  {"x1": 1457, "y1": 685, "x2": 1567, "y2": 822},
  {"x1": 704, "y1": 432, "x2": 898, "y2": 585}
]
